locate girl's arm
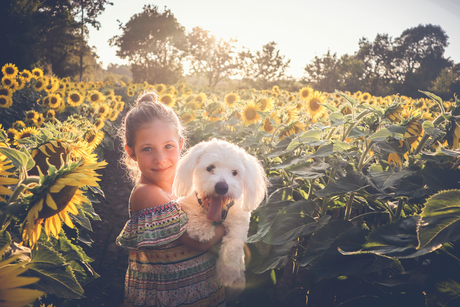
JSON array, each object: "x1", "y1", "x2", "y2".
[{"x1": 178, "y1": 224, "x2": 225, "y2": 252}]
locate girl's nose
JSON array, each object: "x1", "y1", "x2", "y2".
[{"x1": 153, "y1": 152, "x2": 166, "y2": 163}]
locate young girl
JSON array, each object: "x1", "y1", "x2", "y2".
[{"x1": 116, "y1": 92, "x2": 226, "y2": 307}]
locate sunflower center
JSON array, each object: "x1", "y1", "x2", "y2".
[
  {"x1": 309, "y1": 99, "x2": 320, "y2": 111},
  {"x1": 38, "y1": 186, "x2": 79, "y2": 219},
  {"x1": 5, "y1": 67, "x2": 15, "y2": 75},
  {"x1": 301, "y1": 90, "x2": 310, "y2": 98},
  {"x1": 0, "y1": 97, "x2": 7, "y2": 106},
  {"x1": 245, "y1": 108, "x2": 257, "y2": 120},
  {"x1": 70, "y1": 93, "x2": 80, "y2": 102},
  {"x1": 226, "y1": 95, "x2": 237, "y2": 105}
]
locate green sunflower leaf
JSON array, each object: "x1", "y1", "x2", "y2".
[
  {"x1": 0, "y1": 147, "x2": 29, "y2": 170},
  {"x1": 417, "y1": 190, "x2": 460, "y2": 250},
  {"x1": 0, "y1": 230, "x2": 12, "y2": 257},
  {"x1": 27, "y1": 243, "x2": 84, "y2": 299}
]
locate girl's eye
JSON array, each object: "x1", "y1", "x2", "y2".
[
  {"x1": 232, "y1": 170, "x2": 238, "y2": 176},
  {"x1": 165, "y1": 144, "x2": 173, "y2": 149},
  {"x1": 206, "y1": 165, "x2": 215, "y2": 172},
  {"x1": 142, "y1": 147, "x2": 151, "y2": 152}
]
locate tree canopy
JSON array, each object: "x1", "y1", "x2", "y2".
[{"x1": 109, "y1": 5, "x2": 187, "y2": 84}]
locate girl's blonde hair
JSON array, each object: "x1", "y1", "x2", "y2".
[{"x1": 118, "y1": 91, "x2": 186, "y2": 184}]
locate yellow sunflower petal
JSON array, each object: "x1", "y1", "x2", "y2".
[
  {"x1": 46, "y1": 193, "x2": 58, "y2": 210},
  {"x1": 59, "y1": 211, "x2": 74, "y2": 228}
]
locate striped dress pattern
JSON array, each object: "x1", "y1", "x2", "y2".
[{"x1": 116, "y1": 201, "x2": 226, "y2": 307}]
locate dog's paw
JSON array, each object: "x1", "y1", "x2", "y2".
[
  {"x1": 187, "y1": 224, "x2": 215, "y2": 242},
  {"x1": 216, "y1": 259, "x2": 245, "y2": 287}
]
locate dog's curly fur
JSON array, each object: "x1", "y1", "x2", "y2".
[{"x1": 173, "y1": 138, "x2": 268, "y2": 290}]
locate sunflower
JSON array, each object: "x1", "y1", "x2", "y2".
[
  {"x1": 0, "y1": 86, "x2": 13, "y2": 97},
  {"x1": 14, "y1": 127, "x2": 39, "y2": 146},
  {"x1": 2, "y1": 63, "x2": 18, "y2": 78},
  {"x1": 194, "y1": 92, "x2": 207, "y2": 104},
  {"x1": 33, "y1": 77, "x2": 47, "y2": 92},
  {"x1": 279, "y1": 121, "x2": 306, "y2": 139},
  {"x1": 96, "y1": 104, "x2": 110, "y2": 118},
  {"x1": 0, "y1": 154, "x2": 19, "y2": 202},
  {"x1": 126, "y1": 88, "x2": 135, "y2": 97},
  {"x1": 359, "y1": 92, "x2": 372, "y2": 103},
  {"x1": 0, "y1": 95, "x2": 13, "y2": 108},
  {"x1": 283, "y1": 106, "x2": 299, "y2": 125},
  {"x1": 109, "y1": 110, "x2": 120, "y2": 121},
  {"x1": 15, "y1": 76, "x2": 26, "y2": 91},
  {"x1": 25, "y1": 111, "x2": 39, "y2": 122},
  {"x1": 242, "y1": 101, "x2": 262, "y2": 126},
  {"x1": 262, "y1": 111, "x2": 281, "y2": 134},
  {"x1": 91, "y1": 115, "x2": 104, "y2": 130},
  {"x1": 84, "y1": 129, "x2": 104, "y2": 150},
  {"x1": 224, "y1": 93, "x2": 240, "y2": 108},
  {"x1": 387, "y1": 153, "x2": 402, "y2": 167},
  {"x1": 305, "y1": 91, "x2": 327, "y2": 120},
  {"x1": 31, "y1": 67, "x2": 43, "y2": 78},
  {"x1": 6, "y1": 128, "x2": 18, "y2": 145},
  {"x1": 180, "y1": 112, "x2": 197, "y2": 124},
  {"x1": 44, "y1": 109, "x2": 55, "y2": 119},
  {"x1": 29, "y1": 140, "x2": 74, "y2": 176},
  {"x1": 185, "y1": 101, "x2": 200, "y2": 110},
  {"x1": 1, "y1": 76, "x2": 16, "y2": 89},
  {"x1": 203, "y1": 102, "x2": 225, "y2": 122},
  {"x1": 12, "y1": 121, "x2": 25, "y2": 130},
  {"x1": 155, "y1": 83, "x2": 166, "y2": 95},
  {"x1": 66, "y1": 90, "x2": 84, "y2": 107},
  {"x1": 0, "y1": 255, "x2": 45, "y2": 306},
  {"x1": 36, "y1": 114, "x2": 45, "y2": 127},
  {"x1": 385, "y1": 105, "x2": 403, "y2": 123},
  {"x1": 22, "y1": 157, "x2": 107, "y2": 246},
  {"x1": 160, "y1": 94, "x2": 175, "y2": 107},
  {"x1": 299, "y1": 86, "x2": 314, "y2": 101},
  {"x1": 46, "y1": 93, "x2": 62, "y2": 109},
  {"x1": 256, "y1": 97, "x2": 274, "y2": 112},
  {"x1": 87, "y1": 90, "x2": 104, "y2": 104}
]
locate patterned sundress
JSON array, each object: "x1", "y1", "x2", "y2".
[{"x1": 116, "y1": 200, "x2": 226, "y2": 307}]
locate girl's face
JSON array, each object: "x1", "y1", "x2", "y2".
[{"x1": 125, "y1": 120, "x2": 182, "y2": 188}]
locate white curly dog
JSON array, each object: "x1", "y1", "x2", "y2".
[{"x1": 173, "y1": 138, "x2": 268, "y2": 291}]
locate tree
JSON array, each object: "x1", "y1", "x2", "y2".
[
  {"x1": 71, "y1": 0, "x2": 113, "y2": 80},
  {"x1": 0, "y1": 0, "x2": 108, "y2": 79},
  {"x1": 303, "y1": 50, "x2": 341, "y2": 92},
  {"x1": 355, "y1": 33, "x2": 395, "y2": 95},
  {"x1": 187, "y1": 27, "x2": 240, "y2": 90},
  {"x1": 240, "y1": 41, "x2": 291, "y2": 89},
  {"x1": 392, "y1": 24, "x2": 452, "y2": 97},
  {"x1": 109, "y1": 5, "x2": 187, "y2": 84}
]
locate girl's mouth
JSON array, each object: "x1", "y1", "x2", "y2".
[{"x1": 152, "y1": 166, "x2": 170, "y2": 173}]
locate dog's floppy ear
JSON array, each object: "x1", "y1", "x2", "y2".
[
  {"x1": 242, "y1": 153, "x2": 268, "y2": 212},
  {"x1": 173, "y1": 142, "x2": 207, "y2": 197}
]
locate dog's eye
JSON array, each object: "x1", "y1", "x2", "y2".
[
  {"x1": 206, "y1": 165, "x2": 215, "y2": 172},
  {"x1": 232, "y1": 170, "x2": 238, "y2": 176}
]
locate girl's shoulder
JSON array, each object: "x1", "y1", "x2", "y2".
[{"x1": 130, "y1": 183, "x2": 172, "y2": 213}]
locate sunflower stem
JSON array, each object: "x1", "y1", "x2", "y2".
[
  {"x1": 358, "y1": 141, "x2": 374, "y2": 170},
  {"x1": 320, "y1": 196, "x2": 329, "y2": 216},
  {"x1": 413, "y1": 113, "x2": 447, "y2": 155},
  {"x1": 8, "y1": 184, "x2": 27, "y2": 205},
  {"x1": 344, "y1": 192, "x2": 355, "y2": 220},
  {"x1": 394, "y1": 198, "x2": 405, "y2": 220}
]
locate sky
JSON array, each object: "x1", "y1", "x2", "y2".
[{"x1": 87, "y1": 0, "x2": 460, "y2": 79}]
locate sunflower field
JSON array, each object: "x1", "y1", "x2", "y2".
[{"x1": 2, "y1": 61, "x2": 460, "y2": 306}]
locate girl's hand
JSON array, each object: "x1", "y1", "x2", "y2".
[
  {"x1": 213, "y1": 224, "x2": 226, "y2": 242},
  {"x1": 179, "y1": 224, "x2": 226, "y2": 251}
]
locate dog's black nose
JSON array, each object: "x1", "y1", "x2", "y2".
[{"x1": 215, "y1": 181, "x2": 228, "y2": 195}]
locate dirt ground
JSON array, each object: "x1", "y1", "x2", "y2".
[{"x1": 79, "y1": 144, "x2": 131, "y2": 307}]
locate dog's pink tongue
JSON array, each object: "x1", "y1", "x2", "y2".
[{"x1": 207, "y1": 196, "x2": 223, "y2": 221}]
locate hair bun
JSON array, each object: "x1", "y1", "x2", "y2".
[{"x1": 136, "y1": 92, "x2": 158, "y2": 107}]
